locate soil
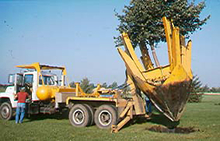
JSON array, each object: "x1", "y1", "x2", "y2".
[{"x1": 146, "y1": 125, "x2": 200, "y2": 134}]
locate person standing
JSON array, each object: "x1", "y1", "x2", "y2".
[
  {"x1": 145, "y1": 96, "x2": 152, "y2": 116},
  {"x1": 14, "y1": 87, "x2": 29, "y2": 124}
]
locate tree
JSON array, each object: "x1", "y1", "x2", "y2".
[
  {"x1": 201, "y1": 84, "x2": 209, "y2": 92},
  {"x1": 101, "y1": 82, "x2": 108, "y2": 88},
  {"x1": 69, "y1": 81, "x2": 76, "y2": 88},
  {"x1": 115, "y1": 0, "x2": 210, "y2": 67},
  {"x1": 80, "y1": 78, "x2": 95, "y2": 93},
  {"x1": 188, "y1": 75, "x2": 203, "y2": 103},
  {"x1": 70, "y1": 78, "x2": 95, "y2": 93},
  {"x1": 210, "y1": 87, "x2": 220, "y2": 92},
  {"x1": 108, "y1": 82, "x2": 118, "y2": 89}
]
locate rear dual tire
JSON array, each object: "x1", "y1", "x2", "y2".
[
  {"x1": 94, "y1": 105, "x2": 118, "y2": 129},
  {"x1": 69, "y1": 104, "x2": 118, "y2": 129},
  {"x1": 69, "y1": 104, "x2": 93, "y2": 127}
]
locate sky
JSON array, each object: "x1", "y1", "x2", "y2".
[{"x1": 0, "y1": 0, "x2": 219, "y2": 87}]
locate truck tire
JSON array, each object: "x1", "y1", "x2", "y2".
[
  {"x1": 94, "y1": 105, "x2": 118, "y2": 129},
  {"x1": 83, "y1": 104, "x2": 94, "y2": 126},
  {"x1": 0, "y1": 102, "x2": 13, "y2": 120},
  {"x1": 69, "y1": 104, "x2": 91, "y2": 127}
]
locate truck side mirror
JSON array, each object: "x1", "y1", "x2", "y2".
[{"x1": 8, "y1": 74, "x2": 15, "y2": 84}]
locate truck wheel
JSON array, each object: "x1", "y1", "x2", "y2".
[
  {"x1": 69, "y1": 104, "x2": 91, "y2": 127},
  {"x1": 84, "y1": 104, "x2": 94, "y2": 126},
  {"x1": 94, "y1": 105, "x2": 118, "y2": 129},
  {"x1": 0, "y1": 102, "x2": 13, "y2": 120}
]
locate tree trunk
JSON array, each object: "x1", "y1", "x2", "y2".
[
  {"x1": 139, "y1": 41, "x2": 154, "y2": 70},
  {"x1": 150, "y1": 44, "x2": 160, "y2": 67}
]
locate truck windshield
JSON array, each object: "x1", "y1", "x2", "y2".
[{"x1": 39, "y1": 75, "x2": 55, "y2": 85}]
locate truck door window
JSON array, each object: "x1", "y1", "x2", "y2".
[
  {"x1": 8, "y1": 74, "x2": 15, "y2": 84},
  {"x1": 17, "y1": 74, "x2": 23, "y2": 85},
  {"x1": 24, "y1": 74, "x2": 33, "y2": 85},
  {"x1": 24, "y1": 74, "x2": 33, "y2": 95}
]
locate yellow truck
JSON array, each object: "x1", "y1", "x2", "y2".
[
  {"x1": 0, "y1": 62, "x2": 128, "y2": 130},
  {"x1": 0, "y1": 18, "x2": 192, "y2": 132}
]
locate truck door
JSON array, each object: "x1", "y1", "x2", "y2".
[
  {"x1": 8, "y1": 73, "x2": 23, "y2": 94},
  {"x1": 24, "y1": 73, "x2": 39, "y2": 101}
]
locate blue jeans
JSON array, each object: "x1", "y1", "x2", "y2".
[
  {"x1": 15, "y1": 103, "x2": 26, "y2": 123},
  {"x1": 145, "y1": 99, "x2": 152, "y2": 113}
]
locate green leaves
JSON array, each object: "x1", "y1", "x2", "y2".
[
  {"x1": 188, "y1": 75, "x2": 203, "y2": 103},
  {"x1": 69, "y1": 78, "x2": 95, "y2": 93},
  {"x1": 115, "y1": 0, "x2": 210, "y2": 48},
  {"x1": 69, "y1": 79, "x2": 119, "y2": 93}
]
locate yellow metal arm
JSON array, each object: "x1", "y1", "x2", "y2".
[
  {"x1": 75, "y1": 82, "x2": 101, "y2": 97},
  {"x1": 162, "y1": 17, "x2": 192, "y2": 79}
]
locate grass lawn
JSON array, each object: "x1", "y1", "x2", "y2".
[{"x1": 1, "y1": 95, "x2": 220, "y2": 141}]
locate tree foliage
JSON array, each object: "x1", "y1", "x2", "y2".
[
  {"x1": 100, "y1": 82, "x2": 118, "y2": 89},
  {"x1": 209, "y1": 87, "x2": 220, "y2": 92},
  {"x1": 70, "y1": 79, "x2": 119, "y2": 93},
  {"x1": 80, "y1": 78, "x2": 95, "y2": 93},
  {"x1": 115, "y1": 0, "x2": 210, "y2": 48},
  {"x1": 188, "y1": 75, "x2": 203, "y2": 103},
  {"x1": 69, "y1": 78, "x2": 95, "y2": 93},
  {"x1": 69, "y1": 81, "x2": 76, "y2": 88},
  {"x1": 101, "y1": 82, "x2": 108, "y2": 88},
  {"x1": 108, "y1": 82, "x2": 118, "y2": 89}
]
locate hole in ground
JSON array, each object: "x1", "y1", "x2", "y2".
[
  {"x1": 214, "y1": 103, "x2": 220, "y2": 106},
  {"x1": 146, "y1": 125, "x2": 200, "y2": 134}
]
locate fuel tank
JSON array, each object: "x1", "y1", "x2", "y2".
[{"x1": 36, "y1": 86, "x2": 76, "y2": 101}]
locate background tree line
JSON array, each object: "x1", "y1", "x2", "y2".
[{"x1": 69, "y1": 78, "x2": 118, "y2": 93}]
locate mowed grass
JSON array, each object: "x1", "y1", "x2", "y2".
[{"x1": 1, "y1": 95, "x2": 220, "y2": 141}]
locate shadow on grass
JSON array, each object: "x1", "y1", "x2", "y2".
[
  {"x1": 146, "y1": 125, "x2": 198, "y2": 134},
  {"x1": 121, "y1": 113, "x2": 180, "y2": 130},
  {"x1": 23, "y1": 109, "x2": 179, "y2": 130},
  {"x1": 25, "y1": 110, "x2": 69, "y2": 122},
  {"x1": 150, "y1": 113, "x2": 180, "y2": 128}
]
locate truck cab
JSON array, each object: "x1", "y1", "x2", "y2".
[{"x1": 0, "y1": 62, "x2": 72, "y2": 120}]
